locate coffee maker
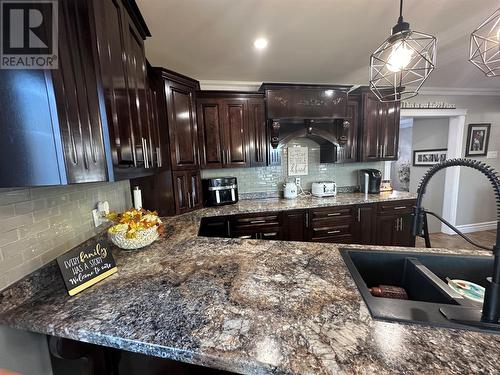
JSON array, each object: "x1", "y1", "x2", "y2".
[{"x1": 359, "y1": 169, "x2": 382, "y2": 194}]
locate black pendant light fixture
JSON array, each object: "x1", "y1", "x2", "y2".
[
  {"x1": 469, "y1": 8, "x2": 500, "y2": 77},
  {"x1": 370, "y1": 0, "x2": 437, "y2": 102}
]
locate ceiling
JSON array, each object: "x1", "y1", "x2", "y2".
[{"x1": 137, "y1": 0, "x2": 500, "y2": 91}]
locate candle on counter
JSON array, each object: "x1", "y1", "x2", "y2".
[{"x1": 133, "y1": 186, "x2": 142, "y2": 210}]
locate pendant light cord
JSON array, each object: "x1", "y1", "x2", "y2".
[{"x1": 398, "y1": 0, "x2": 404, "y2": 23}]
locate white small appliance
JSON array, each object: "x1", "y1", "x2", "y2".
[
  {"x1": 283, "y1": 182, "x2": 298, "y2": 199},
  {"x1": 311, "y1": 182, "x2": 337, "y2": 197}
]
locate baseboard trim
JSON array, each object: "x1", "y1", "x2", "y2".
[{"x1": 453, "y1": 221, "x2": 497, "y2": 234}]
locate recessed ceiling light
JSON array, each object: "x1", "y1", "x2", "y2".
[{"x1": 253, "y1": 38, "x2": 268, "y2": 50}]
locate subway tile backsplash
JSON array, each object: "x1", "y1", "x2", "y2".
[
  {"x1": 0, "y1": 180, "x2": 131, "y2": 291},
  {"x1": 202, "y1": 138, "x2": 385, "y2": 195}
]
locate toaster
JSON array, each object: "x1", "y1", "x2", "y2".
[{"x1": 311, "y1": 182, "x2": 337, "y2": 197}]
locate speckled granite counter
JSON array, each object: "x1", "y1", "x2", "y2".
[
  {"x1": 1, "y1": 192, "x2": 500, "y2": 375},
  {"x1": 197, "y1": 190, "x2": 416, "y2": 217}
]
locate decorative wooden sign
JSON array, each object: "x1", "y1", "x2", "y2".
[
  {"x1": 288, "y1": 146, "x2": 308, "y2": 176},
  {"x1": 57, "y1": 239, "x2": 117, "y2": 296}
]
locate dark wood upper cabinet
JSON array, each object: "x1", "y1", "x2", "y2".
[
  {"x1": 197, "y1": 92, "x2": 265, "y2": 169},
  {"x1": 224, "y1": 100, "x2": 249, "y2": 167},
  {"x1": 359, "y1": 90, "x2": 400, "y2": 162},
  {"x1": 197, "y1": 99, "x2": 224, "y2": 168},
  {"x1": 162, "y1": 76, "x2": 200, "y2": 171},
  {"x1": 91, "y1": 0, "x2": 155, "y2": 179},
  {"x1": 335, "y1": 99, "x2": 358, "y2": 163},
  {"x1": 92, "y1": 0, "x2": 133, "y2": 168},
  {"x1": 51, "y1": 0, "x2": 108, "y2": 184},
  {"x1": 247, "y1": 98, "x2": 267, "y2": 167}
]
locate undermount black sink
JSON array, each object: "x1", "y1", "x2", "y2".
[{"x1": 340, "y1": 249, "x2": 499, "y2": 333}]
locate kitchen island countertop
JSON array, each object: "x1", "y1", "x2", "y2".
[{"x1": 1, "y1": 192, "x2": 499, "y2": 375}]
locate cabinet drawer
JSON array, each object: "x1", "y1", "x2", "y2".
[
  {"x1": 310, "y1": 205, "x2": 355, "y2": 227},
  {"x1": 378, "y1": 200, "x2": 415, "y2": 214},
  {"x1": 310, "y1": 222, "x2": 355, "y2": 241},
  {"x1": 232, "y1": 227, "x2": 282, "y2": 240},
  {"x1": 232, "y1": 213, "x2": 281, "y2": 230}
]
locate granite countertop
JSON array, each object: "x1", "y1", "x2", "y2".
[
  {"x1": 1, "y1": 192, "x2": 500, "y2": 375},
  {"x1": 196, "y1": 190, "x2": 417, "y2": 218}
]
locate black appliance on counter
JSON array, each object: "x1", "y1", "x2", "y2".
[
  {"x1": 202, "y1": 177, "x2": 238, "y2": 206},
  {"x1": 359, "y1": 169, "x2": 382, "y2": 194}
]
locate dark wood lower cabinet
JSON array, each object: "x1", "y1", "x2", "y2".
[
  {"x1": 355, "y1": 204, "x2": 377, "y2": 245},
  {"x1": 283, "y1": 210, "x2": 308, "y2": 242},
  {"x1": 199, "y1": 200, "x2": 416, "y2": 247}
]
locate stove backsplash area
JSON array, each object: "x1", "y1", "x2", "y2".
[
  {"x1": 0, "y1": 180, "x2": 131, "y2": 290},
  {"x1": 201, "y1": 138, "x2": 384, "y2": 197}
]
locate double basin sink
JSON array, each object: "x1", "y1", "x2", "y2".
[{"x1": 341, "y1": 249, "x2": 500, "y2": 333}]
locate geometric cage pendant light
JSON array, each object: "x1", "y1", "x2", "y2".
[
  {"x1": 469, "y1": 8, "x2": 500, "y2": 77},
  {"x1": 370, "y1": 0, "x2": 437, "y2": 102}
]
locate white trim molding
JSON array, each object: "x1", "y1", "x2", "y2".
[
  {"x1": 199, "y1": 80, "x2": 262, "y2": 92},
  {"x1": 409, "y1": 86, "x2": 500, "y2": 96},
  {"x1": 403, "y1": 108, "x2": 467, "y2": 235},
  {"x1": 455, "y1": 221, "x2": 497, "y2": 234}
]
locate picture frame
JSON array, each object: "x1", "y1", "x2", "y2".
[
  {"x1": 413, "y1": 149, "x2": 448, "y2": 167},
  {"x1": 465, "y1": 123, "x2": 491, "y2": 157}
]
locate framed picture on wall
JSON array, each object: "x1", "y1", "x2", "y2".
[
  {"x1": 413, "y1": 149, "x2": 447, "y2": 166},
  {"x1": 465, "y1": 123, "x2": 491, "y2": 157}
]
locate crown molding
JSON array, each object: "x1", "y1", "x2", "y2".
[
  {"x1": 414, "y1": 86, "x2": 500, "y2": 96},
  {"x1": 199, "y1": 80, "x2": 500, "y2": 96}
]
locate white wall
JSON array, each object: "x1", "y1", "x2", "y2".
[
  {"x1": 411, "y1": 94, "x2": 500, "y2": 227},
  {"x1": 0, "y1": 326, "x2": 52, "y2": 375},
  {"x1": 409, "y1": 118, "x2": 449, "y2": 233}
]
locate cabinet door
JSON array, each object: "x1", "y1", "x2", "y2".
[
  {"x1": 222, "y1": 101, "x2": 250, "y2": 167},
  {"x1": 355, "y1": 204, "x2": 377, "y2": 245},
  {"x1": 166, "y1": 81, "x2": 199, "y2": 170},
  {"x1": 283, "y1": 210, "x2": 308, "y2": 242},
  {"x1": 379, "y1": 101, "x2": 400, "y2": 160},
  {"x1": 197, "y1": 99, "x2": 223, "y2": 168},
  {"x1": 360, "y1": 93, "x2": 381, "y2": 161},
  {"x1": 172, "y1": 171, "x2": 189, "y2": 214},
  {"x1": 123, "y1": 14, "x2": 150, "y2": 169},
  {"x1": 92, "y1": 0, "x2": 135, "y2": 168},
  {"x1": 52, "y1": 0, "x2": 108, "y2": 183},
  {"x1": 336, "y1": 99, "x2": 358, "y2": 163},
  {"x1": 376, "y1": 214, "x2": 398, "y2": 246},
  {"x1": 248, "y1": 98, "x2": 267, "y2": 167},
  {"x1": 188, "y1": 170, "x2": 202, "y2": 210},
  {"x1": 394, "y1": 213, "x2": 416, "y2": 247}
]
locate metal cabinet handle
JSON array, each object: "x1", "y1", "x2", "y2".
[
  {"x1": 383, "y1": 144, "x2": 386, "y2": 158},
  {"x1": 394, "y1": 206, "x2": 407, "y2": 210},
  {"x1": 327, "y1": 212, "x2": 341, "y2": 217},
  {"x1": 227, "y1": 221, "x2": 231, "y2": 237},
  {"x1": 239, "y1": 235, "x2": 252, "y2": 239},
  {"x1": 250, "y1": 220, "x2": 266, "y2": 224},
  {"x1": 157, "y1": 146, "x2": 162, "y2": 168},
  {"x1": 222, "y1": 149, "x2": 226, "y2": 164},
  {"x1": 187, "y1": 192, "x2": 192, "y2": 208},
  {"x1": 395, "y1": 218, "x2": 399, "y2": 231},
  {"x1": 305, "y1": 212, "x2": 309, "y2": 228},
  {"x1": 262, "y1": 232, "x2": 277, "y2": 237},
  {"x1": 399, "y1": 217, "x2": 403, "y2": 231},
  {"x1": 357, "y1": 208, "x2": 361, "y2": 222},
  {"x1": 327, "y1": 230, "x2": 341, "y2": 235}
]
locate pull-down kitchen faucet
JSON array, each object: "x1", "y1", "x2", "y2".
[{"x1": 412, "y1": 158, "x2": 500, "y2": 324}]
